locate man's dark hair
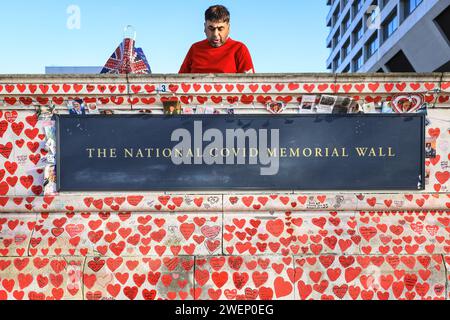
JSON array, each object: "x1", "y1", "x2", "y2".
[{"x1": 205, "y1": 5, "x2": 230, "y2": 23}]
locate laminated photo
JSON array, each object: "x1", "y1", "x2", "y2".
[
  {"x1": 183, "y1": 107, "x2": 194, "y2": 114},
  {"x1": 425, "y1": 137, "x2": 437, "y2": 158},
  {"x1": 299, "y1": 95, "x2": 316, "y2": 113},
  {"x1": 36, "y1": 105, "x2": 56, "y2": 120},
  {"x1": 68, "y1": 99, "x2": 86, "y2": 115},
  {"x1": 348, "y1": 101, "x2": 364, "y2": 114},
  {"x1": 195, "y1": 106, "x2": 205, "y2": 114},
  {"x1": 204, "y1": 106, "x2": 216, "y2": 114},
  {"x1": 381, "y1": 101, "x2": 394, "y2": 113},
  {"x1": 362, "y1": 102, "x2": 377, "y2": 113},
  {"x1": 44, "y1": 153, "x2": 56, "y2": 165},
  {"x1": 163, "y1": 100, "x2": 182, "y2": 115},
  {"x1": 316, "y1": 95, "x2": 337, "y2": 113},
  {"x1": 332, "y1": 96, "x2": 352, "y2": 114},
  {"x1": 43, "y1": 165, "x2": 57, "y2": 195},
  {"x1": 44, "y1": 124, "x2": 56, "y2": 142},
  {"x1": 45, "y1": 138, "x2": 56, "y2": 156},
  {"x1": 86, "y1": 103, "x2": 100, "y2": 114},
  {"x1": 100, "y1": 109, "x2": 115, "y2": 115}
]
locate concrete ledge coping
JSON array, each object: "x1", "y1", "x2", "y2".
[{"x1": 0, "y1": 192, "x2": 448, "y2": 213}]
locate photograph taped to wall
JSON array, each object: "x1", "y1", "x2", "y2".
[
  {"x1": 425, "y1": 137, "x2": 437, "y2": 158},
  {"x1": 381, "y1": 101, "x2": 394, "y2": 114},
  {"x1": 332, "y1": 96, "x2": 352, "y2": 114},
  {"x1": 67, "y1": 99, "x2": 86, "y2": 115},
  {"x1": 362, "y1": 102, "x2": 377, "y2": 113},
  {"x1": 138, "y1": 109, "x2": 152, "y2": 114},
  {"x1": 195, "y1": 106, "x2": 205, "y2": 114},
  {"x1": 348, "y1": 101, "x2": 364, "y2": 114},
  {"x1": 316, "y1": 95, "x2": 337, "y2": 113},
  {"x1": 100, "y1": 109, "x2": 115, "y2": 115},
  {"x1": 183, "y1": 107, "x2": 194, "y2": 114},
  {"x1": 204, "y1": 106, "x2": 215, "y2": 114},
  {"x1": 86, "y1": 103, "x2": 100, "y2": 114},
  {"x1": 163, "y1": 100, "x2": 182, "y2": 115},
  {"x1": 44, "y1": 165, "x2": 57, "y2": 195},
  {"x1": 36, "y1": 104, "x2": 56, "y2": 120},
  {"x1": 299, "y1": 95, "x2": 316, "y2": 113},
  {"x1": 43, "y1": 121, "x2": 56, "y2": 140}
]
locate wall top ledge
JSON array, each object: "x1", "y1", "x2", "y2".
[
  {"x1": 0, "y1": 72, "x2": 447, "y2": 83},
  {"x1": 0, "y1": 193, "x2": 448, "y2": 213}
]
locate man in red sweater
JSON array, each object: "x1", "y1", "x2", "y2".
[{"x1": 179, "y1": 5, "x2": 255, "y2": 74}]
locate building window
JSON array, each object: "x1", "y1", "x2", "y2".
[
  {"x1": 342, "y1": 40, "x2": 350, "y2": 60},
  {"x1": 352, "y1": 0, "x2": 363, "y2": 19},
  {"x1": 342, "y1": 13, "x2": 351, "y2": 33},
  {"x1": 333, "y1": 6, "x2": 340, "y2": 26},
  {"x1": 383, "y1": 10, "x2": 398, "y2": 41},
  {"x1": 366, "y1": 34, "x2": 379, "y2": 58},
  {"x1": 342, "y1": 64, "x2": 350, "y2": 73},
  {"x1": 381, "y1": 0, "x2": 391, "y2": 8},
  {"x1": 333, "y1": 29, "x2": 341, "y2": 49},
  {"x1": 353, "y1": 51, "x2": 364, "y2": 71},
  {"x1": 353, "y1": 21, "x2": 364, "y2": 44},
  {"x1": 405, "y1": 0, "x2": 423, "y2": 17},
  {"x1": 333, "y1": 53, "x2": 341, "y2": 71}
]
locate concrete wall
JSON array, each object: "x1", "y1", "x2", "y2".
[{"x1": 0, "y1": 73, "x2": 449, "y2": 300}]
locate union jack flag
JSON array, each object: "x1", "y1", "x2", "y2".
[{"x1": 101, "y1": 38, "x2": 151, "y2": 74}]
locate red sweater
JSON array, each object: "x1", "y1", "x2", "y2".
[{"x1": 179, "y1": 38, "x2": 254, "y2": 74}]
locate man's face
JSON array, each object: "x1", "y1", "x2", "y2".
[{"x1": 204, "y1": 20, "x2": 230, "y2": 47}]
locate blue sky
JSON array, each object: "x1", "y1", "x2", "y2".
[{"x1": 0, "y1": 0, "x2": 330, "y2": 74}]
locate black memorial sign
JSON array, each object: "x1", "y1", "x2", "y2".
[{"x1": 56, "y1": 114, "x2": 425, "y2": 191}]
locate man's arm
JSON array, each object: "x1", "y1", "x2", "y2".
[
  {"x1": 179, "y1": 46, "x2": 193, "y2": 73},
  {"x1": 236, "y1": 43, "x2": 255, "y2": 73}
]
